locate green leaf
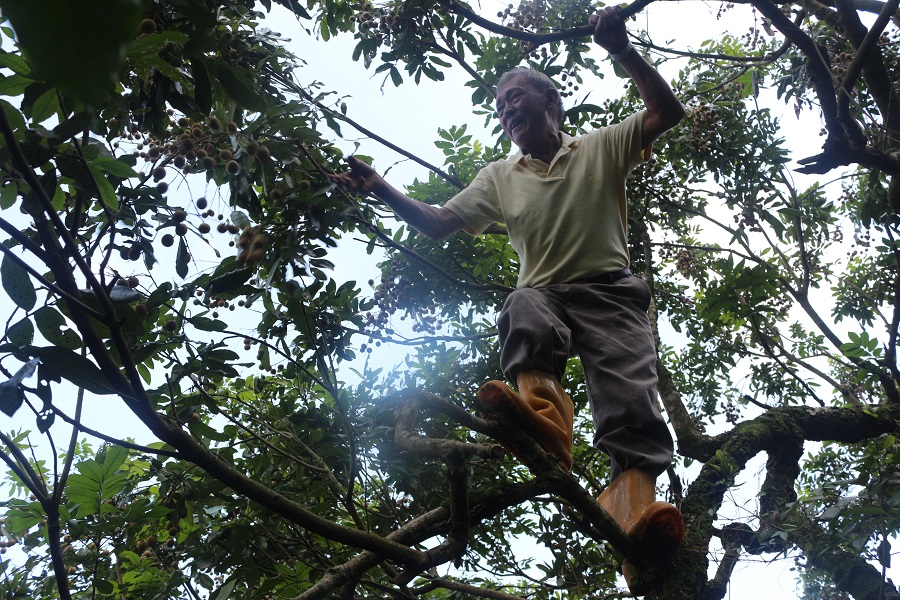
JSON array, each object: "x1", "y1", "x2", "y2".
[
  {"x1": 1, "y1": 253, "x2": 36, "y2": 310},
  {"x1": 126, "y1": 30, "x2": 190, "y2": 56},
  {"x1": 99, "y1": 444, "x2": 129, "y2": 476},
  {"x1": 88, "y1": 163, "x2": 119, "y2": 209},
  {"x1": 0, "y1": 74, "x2": 35, "y2": 97},
  {"x1": 33, "y1": 306, "x2": 82, "y2": 350},
  {"x1": 389, "y1": 66, "x2": 402, "y2": 87},
  {"x1": 176, "y1": 237, "x2": 189, "y2": 279},
  {"x1": 0, "y1": 183, "x2": 17, "y2": 209},
  {"x1": 30, "y1": 87, "x2": 58, "y2": 123},
  {"x1": 0, "y1": 51, "x2": 31, "y2": 76},
  {"x1": 53, "y1": 111, "x2": 93, "y2": 143},
  {"x1": 0, "y1": 99, "x2": 26, "y2": 146},
  {"x1": 0, "y1": 379, "x2": 24, "y2": 416},
  {"x1": 188, "y1": 419, "x2": 232, "y2": 442},
  {"x1": 92, "y1": 155, "x2": 139, "y2": 179},
  {"x1": 207, "y1": 267, "x2": 254, "y2": 296},
  {"x1": 4, "y1": 501, "x2": 43, "y2": 534},
  {"x1": 190, "y1": 316, "x2": 227, "y2": 332},
  {"x1": 7, "y1": 317, "x2": 34, "y2": 347},
  {"x1": 0, "y1": 0, "x2": 142, "y2": 104},
  {"x1": 206, "y1": 349, "x2": 240, "y2": 362},
  {"x1": 211, "y1": 579, "x2": 238, "y2": 600},
  {"x1": 216, "y1": 64, "x2": 266, "y2": 112},
  {"x1": 30, "y1": 346, "x2": 116, "y2": 395},
  {"x1": 66, "y1": 469, "x2": 126, "y2": 515},
  {"x1": 191, "y1": 57, "x2": 212, "y2": 115}
]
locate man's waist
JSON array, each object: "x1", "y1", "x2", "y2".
[{"x1": 567, "y1": 268, "x2": 633, "y2": 285}]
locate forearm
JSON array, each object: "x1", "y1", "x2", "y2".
[
  {"x1": 590, "y1": 6, "x2": 684, "y2": 144},
  {"x1": 617, "y1": 49, "x2": 684, "y2": 126},
  {"x1": 372, "y1": 181, "x2": 463, "y2": 241}
]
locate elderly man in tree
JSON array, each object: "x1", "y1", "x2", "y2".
[{"x1": 331, "y1": 6, "x2": 685, "y2": 595}]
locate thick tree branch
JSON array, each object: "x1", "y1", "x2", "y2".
[
  {"x1": 393, "y1": 392, "x2": 505, "y2": 460},
  {"x1": 439, "y1": 0, "x2": 655, "y2": 44},
  {"x1": 414, "y1": 576, "x2": 528, "y2": 600},
  {"x1": 293, "y1": 480, "x2": 549, "y2": 600},
  {"x1": 702, "y1": 524, "x2": 751, "y2": 600},
  {"x1": 816, "y1": 0, "x2": 900, "y2": 21},
  {"x1": 788, "y1": 515, "x2": 900, "y2": 600},
  {"x1": 834, "y1": 0, "x2": 900, "y2": 144}
]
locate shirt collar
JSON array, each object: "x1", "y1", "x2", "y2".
[{"x1": 510, "y1": 132, "x2": 580, "y2": 165}]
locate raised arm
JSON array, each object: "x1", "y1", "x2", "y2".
[
  {"x1": 330, "y1": 157, "x2": 465, "y2": 241},
  {"x1": 589, "y1": 6, "x2": 685, "y2": 147}
]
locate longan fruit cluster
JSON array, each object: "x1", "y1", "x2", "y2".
[
  {"x1": 363, "y1": 258, "x2": 445, "y2": 336},
  {"x1": 733, "y1": 207, "x2": 762, "y2": 232},
  {"x1": 558, "y1": 70, "x2": 580, "y2": 98},
  {"x1": 497, "y1": 0, "x2": 546, "y2": 31},
  {"x1": 116, "y1": 276, "x2": 141, "y2": 289},
  {"x1": 154, "y1": 199, "x2": 243, "y2": 254},
  {"x1": 658, "y1": 244, "x2": 702, "y2": 278},
  {"x1": 685, "y1": 101, "x2": 722, "y2": 153},
  {"x1": 351, "y1": 2, "x2": 415, "y2": 42},
  {"x1": 150, "y1": 116, "x2": 243, "y2": 175},
  {"x1": 675, "y1": 248, "x2": 700, "y2": 277},
  {"x1": 828, "y1": 48, "x2": 855, "y2": 87},
  {"x1": 139, "y1": 18, "x2": 157, "y2": 35},
  {"x1": 0, "y1": 531, "x2": 17, "y2": 555},
  {"x1": 240, "y1": 337, "x2": 285, "y2": 374},
  {"x1": 120, "y1": 242, "x2": 146, "y2": 262},
  {"x1": 192, "y1": 289, "x2": 239, "y2": 318},
  {"x1": 518, "y1": 40, "x2": 551, "y2": 65},
  {"x1": 237, "y1": 226, "x2": 268, "y2": 265},
  {"x1": 114, "y1": 112, "x2": 270, "y2": 190}
]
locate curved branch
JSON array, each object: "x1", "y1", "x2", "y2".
[
  {"x1": 414, "y1": 577, "x2": 528, "y2": 600},
  {"x1": 641, "y1": 28, "x2": 794, "y2": 64},
  {"x1": 393, "y1": 454, "x2": 469, "y2": 586},
  {"x1": 293, "y1": 480, "x2": 549, "y2": 600},
  {"x1": 633, "y1": 219, "x2": 716, "y2": 456},
  {"x1": 439, "y1": 0, "x2": 655, "y2": 44},
  {"x1": 45, "y1": 503, "x2": 73, "y2": 600},
  {"x1": 393, "y1": 392, "x2": 505, "y2": 460},
  {"x1": 431, "y1": 28, "x2": 495, "y2": 99},
  {"x1": 702, "y1": 524, "x2": 751, "y2": 600}
]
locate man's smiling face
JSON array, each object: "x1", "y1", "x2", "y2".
[{"x1": 495, "y1": 74, "x2": 560, "y2": 155}]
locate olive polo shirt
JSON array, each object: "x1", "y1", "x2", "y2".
[{"x1": 443, "y1": 111, "x2": 646, "y2": 288}]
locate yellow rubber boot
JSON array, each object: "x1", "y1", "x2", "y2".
[
  {"x1": 597, "y1": 469, "x2": 685, "y2": 596},
  {"x1": 477, "y1": 371, "x2": 574, "y2": 472}
]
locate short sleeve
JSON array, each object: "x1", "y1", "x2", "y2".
[
  {"x1": 443, "y1": 166, "x2": 504, "y2": 234},
  {"x1": 596, "y1": 111, "x2": 647, "y2": 173}
]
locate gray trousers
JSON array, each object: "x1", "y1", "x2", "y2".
[{"x1": 497, "y1": 275, "x2": 674, "y2": 480}]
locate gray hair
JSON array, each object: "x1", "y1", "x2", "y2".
[{"x1": 497, "y1": 67, "x2": 565, "y2": 125}]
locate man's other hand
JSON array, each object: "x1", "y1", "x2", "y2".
[
  {"x1": 329, "y1": 156, "x2": 386, "y2": 196},
  {"x1": 589, "y1": 6, "x2": 629, "y2": 53}
]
